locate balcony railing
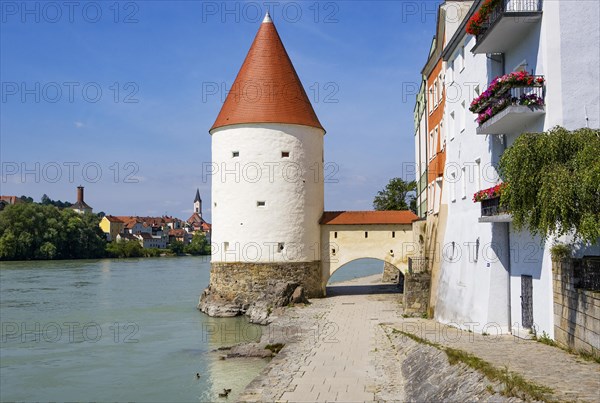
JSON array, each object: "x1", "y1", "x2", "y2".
[
  {"x1": 471, "y1": 0, "x2": 543, "y2": 54},
  {"x1": 471, "y1": 73, "x2": 546, "y2": 134},
  {"x1": 479, "y1": 197, "x2": 512, "y2": 222},
  {"x1": 481, "y1": 197, "x2": 508, "y2": 216}
]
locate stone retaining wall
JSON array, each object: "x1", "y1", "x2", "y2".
[
  {"x1": 208, "y1": 261, "x2": 322, "y2": 299},
  {"x1": 403, "y1": 272, "x2": 431, "y2": 315},
  {"x1": 552, "y1": 259, "x2": 600, "y2": 358}
]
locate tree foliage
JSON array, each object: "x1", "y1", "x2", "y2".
[
  {"x1": 40, "y1": 194, "x2": 72, "y2": 208},
  {"x1": 373, "y1": 178, "x2": 417, "y2": 212},
  {"x1": 169, "y1": 240, "x2": 185, "y2": 255},
  {"x1": 0, "y1": 203, "x2": 106, "y2": 260},
  {"x1": 184, "y1": 232, "x2": 210, "y2": 255},
  {"x1": 499, "y1": 126, "x2": 600, "y2": 243},
  {"x1": 105, "y1": 240, "x2": 163, "y2": 258}
]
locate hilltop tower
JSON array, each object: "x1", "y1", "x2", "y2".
[{"x1": 200, "y1": 12, "x2": 325, "y2": 317}]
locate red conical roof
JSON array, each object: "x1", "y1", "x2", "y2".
[{"x1": 210, "y1": 14, "x2": 324, "y2": 133}]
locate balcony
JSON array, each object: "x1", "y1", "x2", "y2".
[
  {"x1": 478, "y1": 197, "x2": 512, "y2": 223},
  {"x1": 471, "y1": 0, "x2": 543, "y2": 54},
  {"x1": 471, "y1": 73, "x2": 545, "y2": 135}
]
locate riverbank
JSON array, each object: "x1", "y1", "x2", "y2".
[{"x1": 235, "y1": 274, "x2": 600, "y2": 402}]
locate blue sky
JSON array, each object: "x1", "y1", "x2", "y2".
[{"x1": 1, "y1": 0, "x2": 440, "y2": 221}]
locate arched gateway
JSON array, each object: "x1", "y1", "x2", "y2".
[{"x1": 320, "y1": 211, "x2": 417, "y2": 294}]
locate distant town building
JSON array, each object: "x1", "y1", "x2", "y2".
[
  {"x1": 99, "y1": 215, "x2": 125, "y2": 241},
  {"x1": 0, "y1": 195, "x2": 23, "y2": 210},
  {"x1": 116, "y1": 231, "x2": 167, "y2": 249},
  {"x1": 71, "y1": 186, "x2": 93, "y2": 214},
  {"x1": 168, "y1": 228, "x2": 192, "y2": 245}
]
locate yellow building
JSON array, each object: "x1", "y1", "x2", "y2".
[{"x1": 99, "y1": 215, "x2": 124, "y2": 241}]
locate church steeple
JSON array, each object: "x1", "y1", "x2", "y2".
[{"x1": 194, "y1": 189, "x2": 202, "y2": 216}]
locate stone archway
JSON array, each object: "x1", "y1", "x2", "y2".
[{"x1": 320, "y1": 224, "x2": 414, "y2": 295}]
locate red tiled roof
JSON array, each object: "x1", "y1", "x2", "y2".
[
  {"x1": 187, "y1": 212, "x2": 204, "y2": 224},
  {"x1": 104, "y1": 215, "x2": 124, "y2": 223},
  {"x1": 319, "y1": 211, "x2": 418, "y2": 225},
  {"x1": 210, "y1": 15, "x2": 324, "y2": 132}
]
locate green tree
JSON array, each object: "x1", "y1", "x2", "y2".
[
  {"x1": 499, "y1": 126, "x2": 600, "y2": 243},
  {"x1": 184, "y1": 233, "x2": 210, "y2": 255},
  {"x1": 169, "y1": 240, "x2": 185, "y2": 255},
  {"x1": 40, "y1": 194, "x2": 72, "y2": 208},
  {"x1": 373, "y1": 178, "x2": 417, "y2": 212},
  {"x1": 143, "y1": 248, "x2": 162, "y2": 257},
  {"x1": 0, "y1": 203, "x2": 106, "y2": 260},
  {"x1": 123, "y1": 240, "x2": 143, "y2": 257}
]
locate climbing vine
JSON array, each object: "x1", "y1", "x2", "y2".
[{"x1": 499, "y1": 126, "x2": 600, "y2": 243}]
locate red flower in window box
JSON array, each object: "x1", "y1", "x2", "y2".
[{"x1": 473, "y1": 183, "x2": 507, "y2": 202}]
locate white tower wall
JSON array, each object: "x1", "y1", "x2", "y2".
[{"x1": 211, "y1": 123, "x2": 324, "y2": 263}]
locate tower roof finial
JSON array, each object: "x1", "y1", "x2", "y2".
[{"x1": 263, "y1": 11, "x2": 272, "y2": 23}]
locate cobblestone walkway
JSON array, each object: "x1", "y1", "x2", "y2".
[
  {"x1": 394, "y1": 318, "x2": 600, "y2": 402},
  {"x1": 238, "y1": 275, "x2": 600, "y2": 402},
  {"x1": 238, "y1": 275, "x2": 402, "y2": 402}
]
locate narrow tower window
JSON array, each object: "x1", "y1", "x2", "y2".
[
  {"x1": 392, "y1": 231, "x2": 396, "y2": 238},
  {"x1": 281, "y1": 151, "x2": 290, "y2": 158},
  {"x1": 278, "y1": 242, "x2": 285, "y2": 252},
  {"x1": 334, "y1": 231, "x2": 338, "y2": 239},
  {"x1": 365, "y1": 232, "x2": 368, "y2": 238},
  {"x1": 232, "y1": 151, "x2": 239, "y2": 158}
]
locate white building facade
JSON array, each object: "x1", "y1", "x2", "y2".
[{"x1": 434, "y1": 0, "x2": 600, "y2": 337}]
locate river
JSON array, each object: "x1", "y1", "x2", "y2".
[{"x1": 0, "y1": 256, "x2": 383, "y2": 401}]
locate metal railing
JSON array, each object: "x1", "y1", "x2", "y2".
[
  {"x1": 475, "y1": 78, "x2": 545, "y2": 125},
  {"x1": 481, "y1": 197, "x2": 509, "y2": 217},
  {"x1": 574, "y1": 257, "x2": 600, "y2": 292},
  {"x1": 476, "y1": 0, "x2": 543, "y2": 42},
  {"x1": 408, "y1": 257, "x2": 429, "y2": 274}
]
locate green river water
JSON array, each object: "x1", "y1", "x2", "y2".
[{"x1": 0, "y1": 256, "x2": 382, "y2": 401}]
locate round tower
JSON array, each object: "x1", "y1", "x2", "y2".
[{"x1": 202, "y1": 13, "x2": 325, "y2": 316}]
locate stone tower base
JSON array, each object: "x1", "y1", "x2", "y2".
[{"x1": 198, "y1": 261, "x2": 323, "y2": 324}]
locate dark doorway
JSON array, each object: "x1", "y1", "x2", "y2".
[{"x1": 521, "y1": 275, "x2": 533, "y2": 329}]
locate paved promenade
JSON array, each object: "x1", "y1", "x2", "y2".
[
  {"x1": 239, "y1": 275, "x2": 401, "y2": 402},
  {"x1": 238, "y1": 275, "x2": 600, "y2": 402}
]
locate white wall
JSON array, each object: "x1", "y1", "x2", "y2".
[
  {"x1": 499, "y1": 0, "x2": 600, "y2": 337},
  {"x1": 558, "y1": 0, "x2": 600, "y2": 130},
  {"x1": 435, "y1": 34, "x2": 511, "y2": 333},
  {"x1": 211, "y1": 123, "x2": 324, "y2": 263}
]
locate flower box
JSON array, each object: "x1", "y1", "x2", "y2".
[
  {"x1": 466, "y1": 0, "x2": 502, "y2": 36},
  {"x1": 473, "y1": 183, "x2": 506, "y2": 202},
  {"x1": 470, "y1": 72, "x2": 545, "y2": 125}
]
